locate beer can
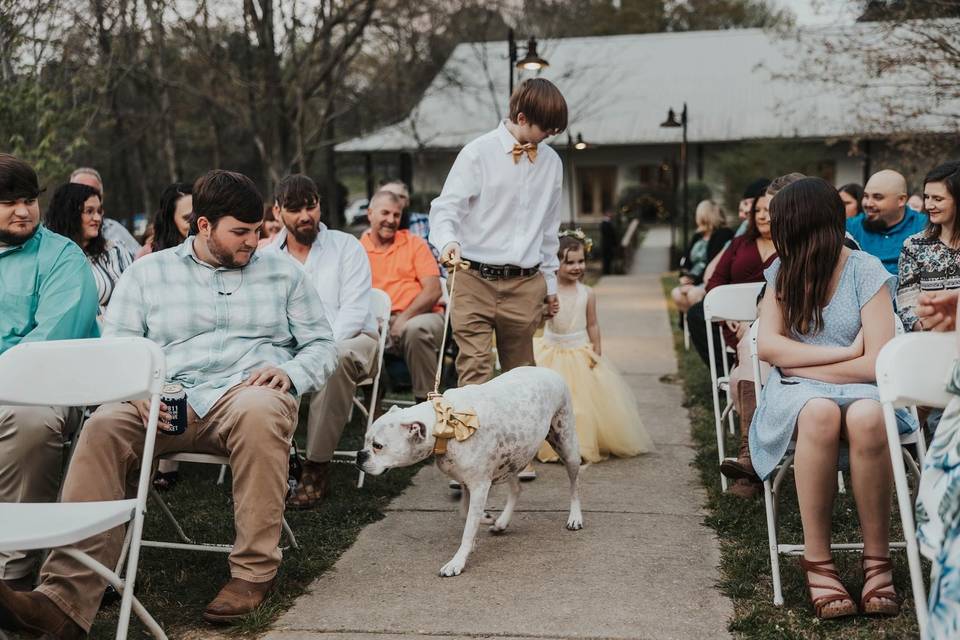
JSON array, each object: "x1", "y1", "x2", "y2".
[{"x1": 160, "y1": 383, "x2": 188, "y2": 435}]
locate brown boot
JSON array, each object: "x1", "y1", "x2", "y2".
[
  {"x1": 0, "y1": 580, "x2": 85, "y2": 638},
  {"x1": 720, "y1": 381, "x2": 760, "y2": 482},
  {"x1": 203, "y1": 577, "x2": 275, "y2": 624},
  {"x1": 728, "y1": 478, "x2": 762, "y2": 499},
  {"x1": 285, "y1": 460, "x2": 330, "y2": 510}
]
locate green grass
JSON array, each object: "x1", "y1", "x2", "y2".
[
  {"x1": 86, "y1": 401, "x2": 422, "y2": 638},
  {"x1": 661, "y1": 274, "x2": 923, "y2": 640}
]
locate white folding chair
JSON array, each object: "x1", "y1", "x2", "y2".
[
  {"x1": 703, "y1": 282, "x2": 765, "y2": 491},
  {"x1": 877, "y1": 332, "x2": 955, "y2": 639},
  {"x1": 138, "y1": 451, "x2": 300, "y2": 556},
  {"x1": 333, "y1": 288, "x2": 392, "y2": 488},
  {"x1": 752, "y1": 323, "x2": 927, "y2": 614},
  {"x1": 0, "y1": 338, "x2": 168, "y2": 639}
]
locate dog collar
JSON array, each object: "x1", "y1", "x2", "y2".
[{"x1": 429, "y1": 392, "x2": 479, "y2": 455}]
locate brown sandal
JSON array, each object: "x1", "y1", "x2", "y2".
[
  {"x1": 799, "y1": 557, "x2": 858, "y2": 620},
  {"x1": 860, "y1": 555, "x2": 900, "y2": 617}
]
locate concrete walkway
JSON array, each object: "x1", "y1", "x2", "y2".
[{"x1": 264, "y1": 226, "x2": 731, "y2": 640}]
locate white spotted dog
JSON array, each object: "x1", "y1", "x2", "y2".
[{"x1": 356, "y1": 366, "x2": 584, "y2": 577}]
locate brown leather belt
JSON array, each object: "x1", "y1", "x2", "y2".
[{"x1": 465, "y1": 260, "x2": 540, "y2": 280}]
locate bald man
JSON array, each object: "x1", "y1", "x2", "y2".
[{"x1": 847, "y1": 169, "x2": 928, "y2": 274}]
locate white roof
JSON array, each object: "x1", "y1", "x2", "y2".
[{"x1": 338, "y1": 26, "x2": 955, "y2": 152}]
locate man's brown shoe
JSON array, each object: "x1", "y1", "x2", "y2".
[
  {"x1": 203, "y1": 577, "x2": 275, "y2": 624},
  {"x1": 728, "y1": 478, "x2": 762, "y2": 500},
  {"x1": 285, "y1": 460, "x2": 330, "y2": 510},
  {"x1": 0, "y1": 581, "x2": 84, "y2": 638}
]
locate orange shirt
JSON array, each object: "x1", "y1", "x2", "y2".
[{"x1": 361, "y1": 230, "x2": 442, "y2": 314}]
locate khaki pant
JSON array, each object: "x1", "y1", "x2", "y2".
[
  {"x1": 36, "y1": 384, "x2": 298, "y2": 631},
  {"x1": 305, "y1": 333, "x2": 378, "y2": 463},
  {"x1": 0, "y1": 405, "x2": 81, "y2": 580},
  {"x1": 451, "y1": 269, "x2": 546, "y2": 386},
  {"x1": 391, "y1": 312, "x2": 444, "y2": 399}
]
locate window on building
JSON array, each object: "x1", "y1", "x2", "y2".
[{"x1": 578, "y1": 166, "x2": 617, "y2": 217}]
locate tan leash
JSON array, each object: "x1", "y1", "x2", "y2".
[{"x1": 429, "y1": 258, "x2": 478, "y2": 455}]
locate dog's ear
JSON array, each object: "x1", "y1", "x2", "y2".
[
  {"x1": 402, "y1": 421, "x2": 427, "y2": 441},
  {"x1": 387, "y1": 405, "x2": 400, "y2": 414}
]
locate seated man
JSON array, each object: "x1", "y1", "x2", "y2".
[
  {"x1": 848, "y1": 169, "x2": 927, "y2": 275},
  {"x1": 0, "y1": 170, "x2": 338, "y2": 635},
  {"x1": 361, "y1": 190, "x2": 443, "y2": 402},
  {"x1": 264, "y1": 174, "x2": 377, "y2": 509},
  {"x1": 0, "y1": 154, "x2": 100, "y2": 592}
]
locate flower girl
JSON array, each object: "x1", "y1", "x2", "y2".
[{"x1": 536, "y1": 230, "x2": 655, "y2": 463}]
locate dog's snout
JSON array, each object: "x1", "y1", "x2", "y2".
[{"x1": 356, "y1": 449, "x2": 369, "y2": 465}]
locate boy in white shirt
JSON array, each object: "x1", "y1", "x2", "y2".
[
  {"x1": 430, "y1": 78, "x2": 566, "y2": 383},
  {"x1": 429, "y1": 79, "x2": 567, "y2": 481}
]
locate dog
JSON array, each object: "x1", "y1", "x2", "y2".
[{"x1": 356, "y1": 366, "x2": 584, "y2": 577}]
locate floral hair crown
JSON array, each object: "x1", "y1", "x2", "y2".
[{"x1": 559, "y1": 228, "x2": 593, "y2": 254}]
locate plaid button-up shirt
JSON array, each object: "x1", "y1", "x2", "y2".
[{"x1": 103, "y1": 237, "x2": 338, "y2": 417}]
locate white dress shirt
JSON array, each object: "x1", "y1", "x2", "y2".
[
  {"x1": 429, "y1": 121, "x2": 563, "y2": 294},
  {"x1": 265, "y1": 223, "x2": 376, "y2": 341}
]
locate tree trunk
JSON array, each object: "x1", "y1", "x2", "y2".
[{"x1": 144, "y1": 0, "x2": 180, "y2": 182}]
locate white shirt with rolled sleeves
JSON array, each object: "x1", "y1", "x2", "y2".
[
  {"x1": 264, "y1": 223, "x2": 376, "y2": 342},
  {"x1": 428, "y1": 121, "x2": 562, "y2": 295}
]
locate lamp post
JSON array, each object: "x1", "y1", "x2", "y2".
[
  {"x1": 508, "y1": 29, "x2": 548, "y2": 97},
  {"x1": 660, "y1": 103, "x2": 688, "y2": 255},
  {"x1": 565, "y1": 132, "x2": 590, "y2": 225}
]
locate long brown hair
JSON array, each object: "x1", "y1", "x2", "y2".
[
  {"x1": 923, "y1": 161, "x2": 960, "y2": 246},
  {"x1": 770, "y1": 177, "x2": 846, "y2": 335}
]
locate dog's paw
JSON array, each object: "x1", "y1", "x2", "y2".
[
  {"x1": 565, "y1": 516, "x2": 584, "y2": 531},
  {"x1": 439, "y1": 559, "x2": 465, "y2": 577},
  {"x1": 480, "y1": 511, "x2": 495, "y2": 525},
  {"x1": 489, "y1": 522, "x2": 508, "y2": 535}
]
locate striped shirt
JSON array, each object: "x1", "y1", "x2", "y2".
[
  {"x1": 103, "y1": 237, "x2": 338, "y2": 417},
  {"x1": 89, "y1": 241, "x2": 133, "y2": 316}
]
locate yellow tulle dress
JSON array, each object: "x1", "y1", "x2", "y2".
[{"x1": 536, "y1": 282, "x2": 655, "y2": 463}]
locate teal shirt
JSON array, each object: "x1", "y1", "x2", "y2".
[
  {"x1": 0, "y1": 225, "x2": 100, "y2": 354},
  {"x1": 846, "y1": 207, "x2": 928, "y2": 275}
]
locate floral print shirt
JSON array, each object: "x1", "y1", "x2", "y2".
[{"x1": 896, "y1": 231, "x2": 960, "y2": 330}]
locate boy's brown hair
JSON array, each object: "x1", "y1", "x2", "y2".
[{"x1": 508, "y1": 78, "x2": 568, "y2": 134}]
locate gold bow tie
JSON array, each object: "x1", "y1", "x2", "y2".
[
  {"x1": 430, "y1": 394, "x2": 479, "y2": 455},
  {"x1": 511, "y1": 143, "x2": 537, "y2": 165}
]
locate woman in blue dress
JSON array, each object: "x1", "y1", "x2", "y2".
[{"x1": 750, "y1": 177, "x2": 917, "y2": 620}]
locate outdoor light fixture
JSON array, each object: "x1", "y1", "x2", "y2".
[
  {"x1": 517, "y1": 37, "x2": 548, "y2": 71},
  {"x1": 507, "y1": 30, "x2": 549, "y2": 96},
  {"x1": 660, "y1": 108, "x2": 682, "y2": 128},
  {"x1": 660, "y1": 103, "x2": 689, "y2": 253},
  {"x1": 574, "y1": 133, "x2": 588, "y2": 150}
]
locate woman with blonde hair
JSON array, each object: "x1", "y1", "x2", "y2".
[{"x1": 671, "y1": 199, "x2": 733, "y2": 313}]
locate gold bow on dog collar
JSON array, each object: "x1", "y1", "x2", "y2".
[{"x1": 429, "y1": 393, "x2": 479, "y2": 455}]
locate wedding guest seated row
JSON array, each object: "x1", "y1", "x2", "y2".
[
  {"x1": 670, "y1": 199, "x2": 733, "y2": 315},
  {"x1": 0, "y1": 169, "x2": 338, "y2": 635}
]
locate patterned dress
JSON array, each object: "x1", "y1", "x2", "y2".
[
  {"x1": 749, "y1": 252, "x2": 918, "y2": 480},
  {"x1": 896, "y1": 231, "x2": 960, "y2": 331},
  {"x1": 917, "y1": 367, "x2": 960, "y2": 639}
]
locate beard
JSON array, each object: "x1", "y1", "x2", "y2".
[
  {"x1": 207, "y1": 232, "x2": 253, "y2": 268},
  {"x1": 0, "y1": 222, "x2": 39, "y2": 246},
  {"x1": 286, "y1": 220, "x2": 318, "y2": 245},
  {"x1": 862, "y1": 215, "x2": 889, "y2": 233}
]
